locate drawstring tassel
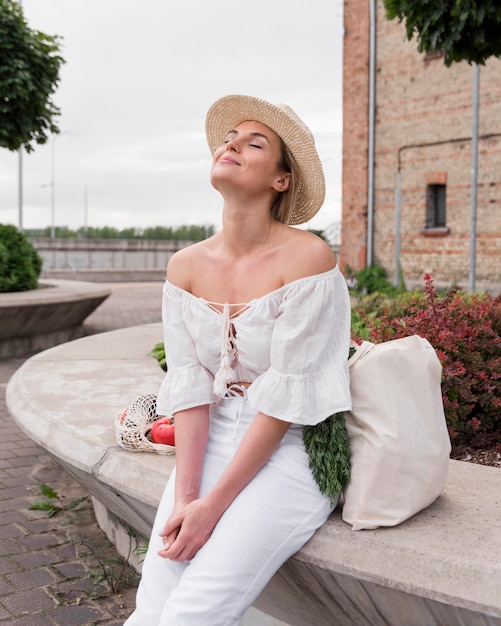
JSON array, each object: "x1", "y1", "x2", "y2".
[{"x1": 213, "y1": 304, "x2": 236, "y2": 396}]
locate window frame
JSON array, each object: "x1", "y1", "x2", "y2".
[{"x1": 426, "y1": 183, "x2": 447, "y2": 229}]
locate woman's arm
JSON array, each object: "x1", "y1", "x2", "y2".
[
  {"x1": 158, "y1": 404, "x2": 210, "y2": 550},
  {"x1": 159, "y1": 412, "x2": 290, "y2": 561},
  {"x1": 173, "y1": 405, "x2": 210, "y2": 504}
]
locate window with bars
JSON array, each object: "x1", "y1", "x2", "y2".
[{"x1": 426, "y1": 183, "x2": 446, "y2": 228}]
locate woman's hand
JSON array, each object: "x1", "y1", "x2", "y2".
[{"x1": 158, "y1": 497, "x2": 221, "y2": 562}]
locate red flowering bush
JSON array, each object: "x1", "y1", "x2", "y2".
[{"x1": 352, "y1": 275, "x2": 501, "y2": 448}]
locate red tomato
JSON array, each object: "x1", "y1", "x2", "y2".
[{"x1": 150, "y1": 417, "x2": 175, "y2": 446}]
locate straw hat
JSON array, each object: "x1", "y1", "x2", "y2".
[{"x1": 205, "y1": 94, "x2": 325, "y2": 225}]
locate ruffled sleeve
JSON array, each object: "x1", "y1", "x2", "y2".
[
  {"x1": 247, "y1": 268, "x2": 352, "y2": 425},
  {"x1": 156, "y1": 283, "x2": 217, "y2": 416}
]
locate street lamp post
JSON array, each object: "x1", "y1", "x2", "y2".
[
  {"x1": 50, "y1": 136, "x2": 55, "y2": 238},
  {"x1": 18, "y1": 0, "x2": 23, "y2": 232},
  {"x1": 18, "y1": 148, "x2": 23, "y2": 231},
  {"x1": 42, "y1": 135, "x2": 57, "y2": 238}
]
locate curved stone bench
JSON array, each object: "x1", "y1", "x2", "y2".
[
  {"x1": 0, "y1": 279, "x2": 111, "y2": 358},
  {"x1": 6, "y1": 325, "x2": 501, "y2": 626}
]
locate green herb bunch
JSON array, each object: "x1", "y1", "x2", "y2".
[{"x1": 303, "y1": 411, "x2": 351, "y2": 506}]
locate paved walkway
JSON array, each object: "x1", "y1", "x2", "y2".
[{"x1": 0, "y1": 282, "x2": 164, "y2": 626}]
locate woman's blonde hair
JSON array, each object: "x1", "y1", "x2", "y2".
[{"x1": 271, "y1": 139, "x2": 300, "y2": 225}]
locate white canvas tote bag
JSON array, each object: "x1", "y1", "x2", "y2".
[{"x1": 342, "y1": 335, "x2": 451, "y2": 530}]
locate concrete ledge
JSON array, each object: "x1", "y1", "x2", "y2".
[
  {"x1": 41, "y1": 268, "x2": 167, "y2": 282},
  {"x1": 6, "y1": 325, "x2": 501, "y2": 626},
  {"x1": 0, "y1": 279, "x2": 110, "y2": 358}
]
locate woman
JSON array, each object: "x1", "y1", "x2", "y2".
[{"x1": 125, "y1": 94, "x2": 351, "y2": 625}]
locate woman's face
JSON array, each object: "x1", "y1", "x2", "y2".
[{"x1": 210, "y1": 121, "x2": 290, "y2": 197}]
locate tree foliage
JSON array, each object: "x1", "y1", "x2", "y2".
[
  {"x1": 0, "y1": 0, "x2": 65, "y2": 152},
  {"x1": 383, "y1": 0, "x2": 501, "y2": 66},
  {"x1": 25, "y1": 224, "x2": 216, "y2": 241}
]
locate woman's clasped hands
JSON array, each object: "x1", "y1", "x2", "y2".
[{"x1": 158, "y1": 497, "x2": 221, "y2": 562}]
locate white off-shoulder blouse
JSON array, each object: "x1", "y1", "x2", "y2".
[{"x1": 156, "y1": 266, "x2": 352, "y2": 426}]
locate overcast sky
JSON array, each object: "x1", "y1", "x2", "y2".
[{"x1": 0, "y1": 0, "x2": 344, "y2": 235}]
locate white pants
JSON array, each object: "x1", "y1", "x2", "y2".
[{"x1": 124, "y1": 395, "x2": 336, "y2": 626}]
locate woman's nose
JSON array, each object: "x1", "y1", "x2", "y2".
[{"x1": 225, "y1": 137, "x2": 239, "y2": 152}]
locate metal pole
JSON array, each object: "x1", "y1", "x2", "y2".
[
  {"x1": 18, "y1": 149, "x2": 23, "y2": 231},
  {"x1": 367, "y1": 0, "x2": 376, "y2": 267},
  {"x1": 395, "y1": 169, "x2": 402, "y2": 287},
  {"x1": 84, "y1": 184, "x2": 88, "y2": 235},
  {"x1": 469, "y1": 63, "x2": 480, "y2": 293},
  {"x1": 18, "y1": 0, "x2": 23, "y2": 231},
  {"x1": 50, "y1": 137, "x2": 55, "y2": 238}
]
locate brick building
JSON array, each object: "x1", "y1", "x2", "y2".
[{"x1": 341, "y1": 0, "x2": 501, "y2": 293}]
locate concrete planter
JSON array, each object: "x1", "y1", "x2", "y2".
[{"x1": 0, "y1": 279, "x2": 111, "y2": 358}]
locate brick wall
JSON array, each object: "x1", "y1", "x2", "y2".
[
  {"x1": 340, "y1": 0, "x2": 370, "y2": 274},
  {"x1": 342, "y1": 0, "x2": 501, "y2": 292}
]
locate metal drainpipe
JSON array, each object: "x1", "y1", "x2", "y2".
[
  {"x1": 367, "y1": 0, "x2": 376, "y2": 267},
  {"x1": 469, "y1": 63, "x2": 480, "y2": 293},
  {"x1": 394, "y1": 167, "x2": 402, "y2": 286}
]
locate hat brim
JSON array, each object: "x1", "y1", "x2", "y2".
[{"x1": 205, "y1": 95, "x2": 325, "y2": 225}]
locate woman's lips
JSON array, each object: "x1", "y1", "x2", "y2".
[{"x1": 219, "y1": 156, "x2": 240, "y2": 165}]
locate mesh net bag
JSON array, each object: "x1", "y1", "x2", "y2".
[{"x1": 115, "y1": 393, "x2": 175, "y2": 454}]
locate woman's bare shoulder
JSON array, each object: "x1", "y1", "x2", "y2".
[
  {"x1": 166, "y1": 236, "x2": 217, "y2": 289},
  {"x1": 281, "y1": 228, "x2": 336, "y2": 282}
]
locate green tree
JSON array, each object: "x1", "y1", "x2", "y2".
[
  {"x1": 26, "y1": 224, "x2": 217, "y2": 241},
  {"x1": 383, "y1": 0, "x2": 501, "y2": 66},
  {"x1": 0, "y1": 0, "x2": 65, "y2": 152},
  {"x1": 119, "y1": 227, "x2": 140, "y2": 239}
]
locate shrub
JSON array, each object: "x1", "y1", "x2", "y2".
[
  {"x1": 352, "y1": 275, "x2": 501, "y2": 448},
  {"x1": 352, "y1": 264, "x2": 401, "y2": 297},
  {"x1": 355, "y1": 290, "x2": 426, "y2": 318},
  {"x1": 350, "y1": 309, "x2": 373, "y2": 341},
  {"x1": 0, "y1": 224, "x2": 42, "y2": 292}
]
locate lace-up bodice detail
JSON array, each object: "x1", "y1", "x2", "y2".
[{"x1": 206, "y1": 302, "x2": 249, "y2": 396}]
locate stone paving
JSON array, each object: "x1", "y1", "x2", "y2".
[{"x1": 0, "y1": 282, "x2": 164, "y2": 625}]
